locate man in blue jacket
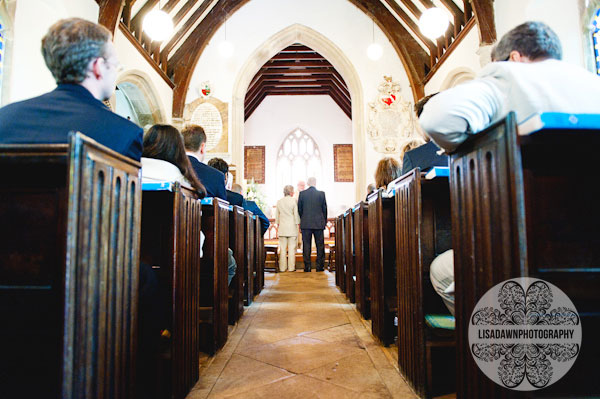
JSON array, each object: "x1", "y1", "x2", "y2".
[
  {"x1": 297, "y1": 177, "x2": 328, "y2": 272},
  {"x1": 182, "y1": 125, "x2": 227, "y2": 200},
  {"x1": 0, "y1": 18, "x2": 142, "y2": 160}
]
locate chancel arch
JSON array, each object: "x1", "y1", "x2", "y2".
[{"x1": 232, "y1": 24, "x2": 364, "y2": 201}]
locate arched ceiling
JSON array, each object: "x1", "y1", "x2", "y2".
[
  {"x1": 245, "y1": 44, "x2": 351, "y2": 120},
  {"x1": 97, "y1": 0, "x2": 496, "y2": 118}
]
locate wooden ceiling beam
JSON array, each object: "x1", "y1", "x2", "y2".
[
  {"x1": 163, "y1": 0, "x2": 183, "y2": 13},
  {"x1": 262, "y1": 60, "x2": 333, "y2": 68},
  {"x1": 170, "y1": 0, "x2": 251, "y2": 118},
  {"x1": 264, "y1": 89, "x2": 331, "y2": 95},
  {"x1": 399, "y1": 0, "x2": 422, "y2": 17},
  {"x1": 471, "y1": 0, "x2": 496, "y2": 44},
  {"x1": 347, "y1": 0, "x2": 427, "y2": 100},
  {"x1": 327, "y1": 85, "x2": 351, "y2": 108},
  {"x1": 280, "y1": 45, "x2": 314, "y2": 52},
  {"x1": 245, "y1": 92, "x2": 267, "y2": 120},
  {"x1": 271, "y1": 53, "x2": 327, "y2": 60},
  {"x1": 130, "y1": 0, "x2": 160, "y2": 40},
  {"x1": 254, "y1": 67, "x2": 335, "y2": 75},
  {"x1": 97, "y1": 0, "x2": 125, "y2": 35},
  {"x1": 439, "y1": 0, "x2": 464, "y2": 23},
  {"x1": 172, "y1": 0, "x2": 197, "y2": 25},
  {"x1": 161, "y1": 0, "x2": 213, "y2": 58},
  {"x1": 382, "y1": 0, "x2": 436, "y2": 51},
  {"x1": 327, "y1": 88, "x2": 352, "y2": 118}
]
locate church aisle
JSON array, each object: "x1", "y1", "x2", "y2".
[{"x1": 187, "y1": 271, "x2": 416, "y2": 398}]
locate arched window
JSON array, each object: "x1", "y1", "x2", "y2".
[
  {"x1": 592, "y1": 8, "x2": 600, "y2": 75},
  {"x1": 276, "y1": 128, "x2": 322, "y2": 195},
  {"x1": 115, "y1": 80, "x2": 159, "y2": 129}
]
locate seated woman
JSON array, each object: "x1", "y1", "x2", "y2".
[
  {"x1": 374, "y1": 157, "x2": 402, "y2": 191},
  {"x1": 141, "y1": 124, "x2": 207, "y2": 196}
]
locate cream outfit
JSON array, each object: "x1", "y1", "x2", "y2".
[{"x1": 276, "y1": 195, "x2": 300, "y2": 271}]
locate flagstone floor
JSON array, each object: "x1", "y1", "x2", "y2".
[{"x1": 187, "y1": 270, "x2": 416, "y2": 398}]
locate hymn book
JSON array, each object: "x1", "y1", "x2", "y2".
[{"x1": 517, "y1": 112, "x2": 600, "y2": 135}]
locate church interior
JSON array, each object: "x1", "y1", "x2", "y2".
[{"x1": 1, "y1": 0, "x2": 599, "y2": 398}]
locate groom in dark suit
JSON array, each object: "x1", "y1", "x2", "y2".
[
  {"x1": 0, "y1": 18, "x2": 142, "y2": 160},
  {"x1": 298, "y1": 177, "x2": 328, "y2": 272}
]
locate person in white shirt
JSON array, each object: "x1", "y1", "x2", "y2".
[
  {"x1": 276, "y1": 185, "x2": 300, "y2": 272},
  {"x1": 420, "y1": 21, "x2": 600, "y2": 316},
  {"x1": 420, "y1": 21, "x2": 600, "y2": 153}
]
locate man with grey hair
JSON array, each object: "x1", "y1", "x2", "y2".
[
  {"x1": 420, "y1": 21, "x2": 600, "y2": 153},
  {"x1": 297, "y1": 177, "x2": 328, "y2": 272},
  {"x1": 0, "y1": 18, "x2": 142, "y2": 160}
]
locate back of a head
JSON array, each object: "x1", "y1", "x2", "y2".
[
  {"x1": 42, "y1": 18, "x2": 112, "y2": 84},
  {"x1": 491, "y1": 21, "x2": 562, "y2": 62},
  {"x1": 283, "y1": 185, "x2": 294, "y2": 196},
  {"x1": 232, "y1": 183, "x2": 243, "y2": 195},
  {"x1": 307, "y1": 177, "x2": 317, "y2": 187},
  {"x1": 207, "y1": 158, "x2": 229, "y2": 175},
  {"x1": 414, "y1": 93, "x2": 438, "y2": 118},
  {"x1": 181, "y1": 124, "x2": 206, "y2": 151},
  {"x1": 375, "y1": 157, "x2": 401, "y2": 188}
]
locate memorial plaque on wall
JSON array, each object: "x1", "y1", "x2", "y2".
[
  {"x1": 333, "y1": 144, "x2": 354, "y2": 182},
  {"x1": 244, "y1": 146, "x2": 265, "y2": 184}
]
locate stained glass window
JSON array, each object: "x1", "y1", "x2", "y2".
[
  {"x1": 276, "y1": 129, "x2": 322, "y2": 195},
  {"x1": 593, "y1": 8, "x2": 600, "y2": 75}
]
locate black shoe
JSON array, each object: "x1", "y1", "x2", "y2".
[
  {"x1": 316, "y1": 268, "x2": 324, "y2": 272},
  {"x1": 304, "y1": 267, "x2": 311, "y2": 272}
]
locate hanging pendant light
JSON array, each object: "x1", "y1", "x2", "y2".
[
  {"x1": 367, "y1": 20, "x2": 382, "y2": 61},
  {"x1": 219, "y1": 16, "x2": 234, "y2": 58},
  {"x1": 143, "y1": 0, "x2": 173, "y2": 42},
  {"x1": 418, "y1": 7, "x2": 450, "y2": 40}
]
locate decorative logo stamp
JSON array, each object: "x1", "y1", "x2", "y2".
[{"x1": 468, "y1": 278, "x2": 581, "y2": 391}]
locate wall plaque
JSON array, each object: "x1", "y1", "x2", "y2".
[
  {"x1": 333, "y1": 144, "x2": 354, "y2": 182},
  {"x1": 244, "y1": 146, "x2": 265, "y2": 184}
]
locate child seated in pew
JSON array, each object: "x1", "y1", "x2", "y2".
[{"x1": 141, "y1": 124, "x2": 208, "y2": 256}]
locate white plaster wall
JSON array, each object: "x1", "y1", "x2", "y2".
[
  {"x1": 494, "y1": 0, "x2": 584, "y2": 66},
  {"x1": 187, "y1": 0, "x2": 414, "y2": 203},
  {"x1": 114, "y1": 29, "x2": 173, "y2": 122},
  {"x1": 424, "y1": 26, "x2": 482, "y2": 94},
  {"x1": 9, "y1": 0, "x2": 98, "y2": 102},
  {"x1": 244, "y1": 95, "x2": 353, "y2": 218}
]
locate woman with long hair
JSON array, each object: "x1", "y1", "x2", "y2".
[
  {"x1": 374, "y1": 157, "x2": 402, "y2": 189},
  {"x1": 141, "y1": 124, "x2": 206, "y2": 197}
]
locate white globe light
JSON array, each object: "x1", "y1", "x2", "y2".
[
  {"x1": 219, "y1": 40, "x2": 235, "y2": 58},
  {"x1": 142, "y1": 10, "x2": 173, "y2": 42},
  {"x1": 418, "y1": 7, "x2": 450, "y2": 40},
  {"x1": 367, "y1": 43, "x2": 383, "y2": 61}
]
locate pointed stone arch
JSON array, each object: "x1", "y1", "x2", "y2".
[
  {"x1": 114, "y1": 70, "x2": 167, "y2": 127},
  {"x1": 232, "y1": 24, "x2": 365, "y2": 202}
]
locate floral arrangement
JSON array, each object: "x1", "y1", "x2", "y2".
[{"x1": 245, "y1": 178, "x2": 268, "y2": 212}]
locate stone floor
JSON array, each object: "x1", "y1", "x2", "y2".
[{"x1": 187, "y1": 270, "x2": 416, "y2": 398}]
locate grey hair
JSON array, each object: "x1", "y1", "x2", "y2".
[
  {"x1": 491, "y1": 21, "x2": 562, "y2": 62},
  {"x1": 42, "y1": 18, "x2": 112, "y2": 84},
  {"x1": 307, "y1": 177, "x2": 317, "y2": 186},
  {"x1": 283, "y1": 185, "x2": 294, "y2": 196}
]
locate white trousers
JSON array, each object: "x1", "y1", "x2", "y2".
[
  {"x1": 279, "y1": 236, "x2": 297, "y2": 271},
  {"x1": 429, "y1": 249, "x2": 455, "y2": 316}
]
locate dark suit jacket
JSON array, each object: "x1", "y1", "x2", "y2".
[
  {"x1": 0, "y1": 84, "x2": 143, "y2": 160},
  {"x1": 401, "y1": 141, "x2": 449, "y2": 175},
  {"x1": 187, "y1": 155, "x2": 227, "y2": 200},
  {"x1": 226, "y1": 190, "x2": 244, "y2": 207},
  {"x1": 298, "y1": 186, "x2": 327, "y2": 230},
  {"x1": 243, "y1": 200, "x2": 270, "y2": 235}
]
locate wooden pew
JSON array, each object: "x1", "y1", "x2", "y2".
[
  {"x1": 336, "y1": 215, "x2": 347, "y2": 293},
  {"x1": 368, "y1": 189, "x2": 397, "y2": 346},
  {"x1": 254, "y1": 216, "x2": 265, "y2": 294},
  {"x1": 228, "y1": 205, "x2": 245, "y2": 325},
  {"x1": 393, "y1": 170, "x2": 454, "y2": 398},
  {"x1": 343, "y1": 208, "x2": 355, "y2": 303},
  {"x1": 353, "y1": 201, "x2": 371, "y2": 320},
  {"x1": 244, "y1": 211, "x2": 256, "y2": 305},
  {"x1": 450, "y1": 113, "x2": 600, "y2": 397},
  {"x1": 0, "y1": 133, "x2": 140, "y2": 399},
  {"x1": 199, "y1": 197, "x2": 230, "y2": 355},
  {"x1": 139, "y1": 182, "x2": 201, "y2": 399}
]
